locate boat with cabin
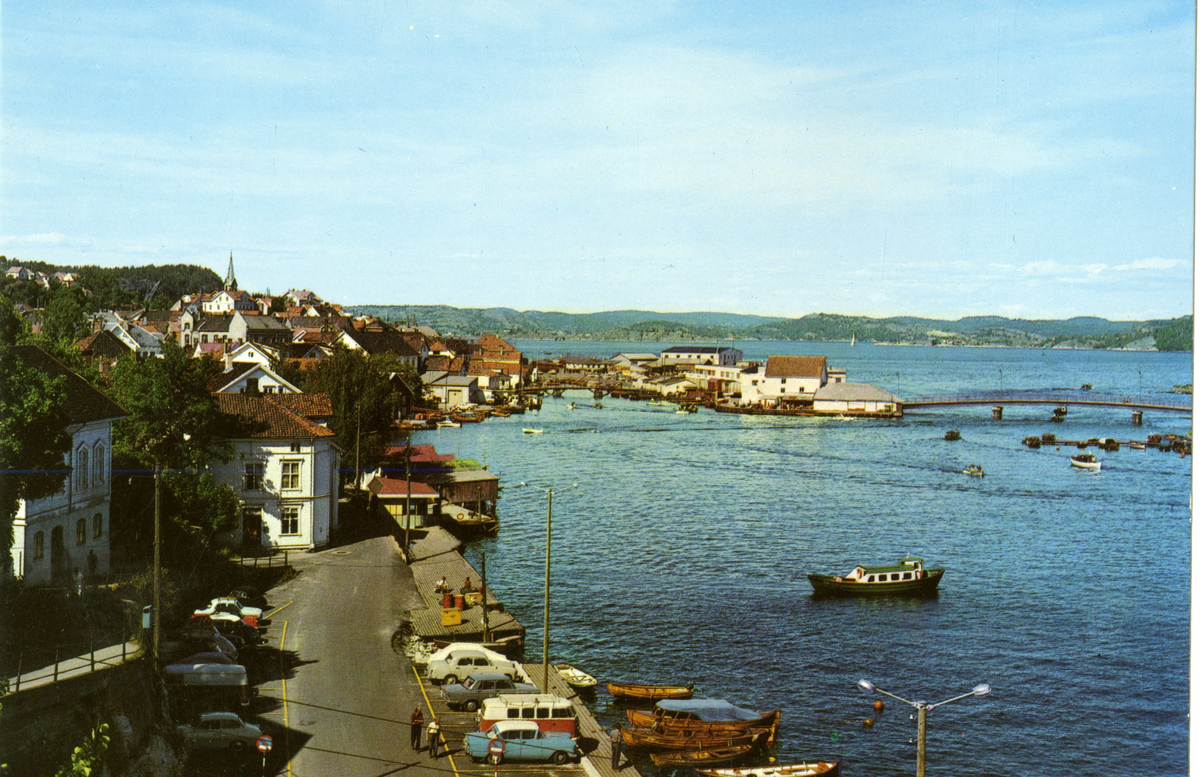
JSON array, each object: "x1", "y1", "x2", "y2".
[
  {"x1": 1070, "y1": 453, "x2": 1102, "y2": 470},
  {"x1": 606, "y1": 681, "x2": 694, "y2": 701},
  {"x1": 807, "y1": 556, "x2": 944, "y2": 597}
]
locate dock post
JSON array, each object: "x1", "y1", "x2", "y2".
[
  {"x1": 1132, "y1": 410, "x2": 1143, "y2": 425},
  {"x1": 991, "y1": 406, "x2": 1003, "y2": 419}
]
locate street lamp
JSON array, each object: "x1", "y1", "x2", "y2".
[
  {"x1": 857, "y1": 679, "x2": 992, "y2": 777},
  {"x1": 515, "y1": 481, "x2": 580, "y2": 690}
]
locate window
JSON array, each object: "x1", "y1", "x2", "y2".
[
  {"x1": 93, "y1": 443, "x2": 105, "y2": 487},
  {"x1": 281, "y1": 460, "x2": 301, "y2": 490},
  {"x1": 244, "y1": 377, "x2": 259, "y2": 394},
  {"x1": 93, "y1": 513, "x2": 103, "y2": 538},
  {"x1": 76, "y1": 446, "x2": 89, "y2": 490},
  {"x1": 281, "y1": 505, "x2": 300, "y2": 535},
  {"x1": 891, "y1": 573, "x2": 900, "y2": 581},
  {"x1": 33, "y1": 531, "x2": 44, "y2": 560},
  {"x1": 902, "y1": 572, "x2": 912, "y2": 580},
  {"x1": 77, "y1": 518, "x2": 87, "y2": 545},
  {"x1": 290, "y1": 442, "x2": 302, "y2": 453},
  {"x1": 866, "y1": 575, "x2": 874, "y2": 582},
  {"x1": 244, "y1": 462, "x2": 264, "y2": 491}
]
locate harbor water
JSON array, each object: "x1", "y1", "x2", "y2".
[{"x1": 411, "y1": 341, "x2": 1192, "y2": 776}]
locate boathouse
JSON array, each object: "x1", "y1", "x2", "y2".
[{"x1": 812, "y1": 383, "x2": 899, "y2": 416}]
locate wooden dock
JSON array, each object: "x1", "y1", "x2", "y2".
[
  {"x1": 406, "y1": 526, "x2": 525, "y2": 649},
  {"x1": 522, "y1": 662, "x2": 640, "y2": 777}
]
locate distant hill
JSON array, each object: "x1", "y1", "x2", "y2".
[
  {"x1": 348, "y1": 304, "x2": 1192, "y2": 352},
  {"x1": 0, "y1": 258, "x2": 222, "y2": 311}
]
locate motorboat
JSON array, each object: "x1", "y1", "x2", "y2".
[
  {"x1": 522, "y1": 428, "x2": 544, "y2": 435},
  {"x1": 807, "y1": 556, "x2": 944, "y2": 597},
  {"x1": 1070, "y1": 453, "x2": 1102, "y2": 470},
  {"x1": 554, "y1": 663, "x2": 597, "y2": 688},
  {"x1": 963, "y1": 464, "x2": 985, "y2": 477}
]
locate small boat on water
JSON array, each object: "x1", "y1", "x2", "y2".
[
  {"x1": 626, "y1": 700, "x2": 780, "y2": 743},
  {"x1": 554, "y1": 663, "x2": 597, "y2": 689},
  {"x1": 963, "y1": 464, "x2": 985, "y2": 477},
  {"x1": 607, "y1": 681, "x2": 694, "y2": 701},
  {"x1": 621, "y1": 725, "x2": 759, "y2": 751},
  {"x1": 647, "y1": 400, "x2": 669, "y2": 406},
  {"x1": 944, "y1": 429, "x2": 961, "y2": 441},
  {"x1": 436, "y1": 419, "x2": 461, "y2": 428},
  {"x1": 1070, "y1": 453, "x2": 1102, "y2": 470},
  {"x1": 808, "y1": 556, "x2": 944, "y2": 597},
  {"x1": 522, "y1": 428, "x2": 544, "y2": 435},
  {"x1": 695, "y1": 761, "x2": 842, "y2": 777},
  {"x1": 648, "y1": 739, "x2": 759, "y2": 767},
  {"x1": 1131, "y1": 442, "x2": 1146, "y2": 450}
]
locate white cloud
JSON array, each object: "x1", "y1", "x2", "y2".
[{"x1": 1114, "y1": 256, "x2": 1188, "y2": 271}]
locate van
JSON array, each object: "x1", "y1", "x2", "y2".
[
  {"x1": 164, "y1": 663, "x2": 250, "y2": 707},
  {"x1": 478, "y1": 693, "x2": 577, "y2": 737}
]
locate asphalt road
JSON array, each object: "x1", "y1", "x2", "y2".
[{"x1": 255, "y1": 535, "x2": 434, "y2": 777}]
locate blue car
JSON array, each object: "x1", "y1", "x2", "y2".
[{"x1": 463, "y1": 720, "x2": 579, "y2": 765}]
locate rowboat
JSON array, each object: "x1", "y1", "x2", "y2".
[
  {"x1": 1070, "y1": 453, "x2": 1102, "y2": 470},
  {"x1": 607, "y1": 681, "x2": 694, "y2": 701},
  {"x1": 962, "y1": 464, "x2": 985, "y2": 477},
  {"x1": 626, "y1": 700, "x2": 780, "y2": 743},
  {"x1": 620, "y1": 725, "x2": 759, "y2": 750},
  {"x1": 648, "y1": 740, "x2": 758, "y2": 767},
  {"x1": 695, "y1": 760, "x2": 842, "y2": 777},
  {"x1": 554, "y1": 663, "x2": 597, "y2": 689},
  {"x1": 808, "y1": 556, "x2": 944, "y2": 597}
]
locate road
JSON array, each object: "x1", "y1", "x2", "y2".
[{"x1": 256, "y1": 535, "x2": 431, "y2": 777}]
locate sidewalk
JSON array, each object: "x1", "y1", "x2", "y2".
[{"x1": 4, "y1": 640, "x2": 143, "y2": 695}]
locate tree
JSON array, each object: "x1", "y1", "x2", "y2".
[
  {"x1": 305, "y1": 346, "x2": 405, "y2": 484},
  {"x1": 0, "y1": 295, "x2": 72, "y2": 558}
]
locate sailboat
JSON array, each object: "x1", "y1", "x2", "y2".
[{"x1": 850, "y1": 333, "x2": 856, "y2": 347}]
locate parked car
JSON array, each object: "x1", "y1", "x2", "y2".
[
  {"x1": 177, "y1": 711, "x2": 262, "y2": 751},
  {"x1": 463, "y1": 720, "x2": 579, "y2": 765},
  {"x1": 227, "y1": 586, "x2": 268, "y2": 610},
  {"x1": 441, "y1": 672, "x2": 537, "y2": 711},
  {"x1": 426, "y1": 649, "x2": 520, "y2": 685},
  {"x1": 421, "y1": 641, "x2": 509, "y2": 666},
  {"x1": 168, "y1": 651, "x2": 234, "y2": 666},
  {"x1": 195, "y1": 597, "x2": 264, "y2": 622},
  {"x1": 177, "y1": 623, "x2": 246, "y2": 654}
]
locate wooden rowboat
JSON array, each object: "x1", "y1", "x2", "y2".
[
  {"x1": 649, "y1": 741, "x2": 757, "y2": 767},
  {"x1": 626, "y1": 704, "x2": 780, "y2": 743},
  {"x1": 554, "y1": 663, "x2": 597, "y2": 689},
  {"x1": 607, "y1": 681, "x2": 693, "y2": 701},
  {"x1": 621, "y1": 726, "x2": 759, "y2": 751},
  {"x1": 695, "y1": 761, "x2": 841, "y2": 777}
]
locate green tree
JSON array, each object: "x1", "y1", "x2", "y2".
[
  {"x1": 305, "y1": 346, "x2": 405, "y2": 483},
  {"x1": 0, "y1": 295, "x2": 72, "y2": 558}
]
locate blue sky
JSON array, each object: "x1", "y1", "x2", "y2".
[{"x1": 2, "y1": 1, "x2": 1193, "y2": 319}]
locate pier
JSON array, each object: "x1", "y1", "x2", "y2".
[{"x1": 902, "y1": 389, "x2": 1191, "y2": 413}]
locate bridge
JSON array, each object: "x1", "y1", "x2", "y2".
[{"x1": 902, "y1": 389, "x2": 1191, "y2": 413}]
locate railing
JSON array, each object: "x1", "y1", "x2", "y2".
[
  {"x1": 4, "y1": 637, "x2": 144, "y2": 696},
  {"x1": 235, "y1": 549, "x2": 290, "y2": 568},
  {"x1": 902, "y1": 389, "x2": 1191, "y2": 412}
]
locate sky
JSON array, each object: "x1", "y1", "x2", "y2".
[{"x1": 1, "y1": 1, "x2": 1194, "y2": 320}]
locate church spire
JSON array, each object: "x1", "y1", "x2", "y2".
[{"x1": 225, "y1": 252, "x2": 238, "y2": 292}]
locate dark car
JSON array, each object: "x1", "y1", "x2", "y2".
[{"x1": 441, "y1": 672, "x2": 537, "y2": 711}]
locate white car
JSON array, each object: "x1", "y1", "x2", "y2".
[
  {"x1": 177, "y1": 712, "x2": 262, "y2": 751},
  {"x1": 194, "y1": 597, "x2": 264, "y2": 620},
  {"x1": 421, "y1": 641, "x2": 509, "y2": 666},
  {"x1": 426, "y1": 649, "x2": 520, "y2": 685}
]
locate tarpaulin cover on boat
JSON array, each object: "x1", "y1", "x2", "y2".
[{"x1": 655, "y1": 699, "x2": 762, "y2": 721}]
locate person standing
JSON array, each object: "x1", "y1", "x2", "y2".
[
  {"x1": 409, "y1": 707, "x2": 425, "y2": 751},
  {"x1": 427, "y1": 717, "x2": 442, "y2": 759},
  {"x1": 609, "y1": 725, "x2": 624, "y2": 770}
]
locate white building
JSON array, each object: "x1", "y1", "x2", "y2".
[
  {"x1": 8, "y1": 346, "x2": 126, "y2": 586},
  {"x1": 812, "y1": 383, "x2": 899, "y2": 415},
  {"x1": 660, "y1": 346, "x2": 743, "y2": 367},
  {"x1": 212, "y1": 394, "x2": 341, "y2": 550},
  {"x1": 738, "y1": 355, "x2": 828, "y2": 405}
]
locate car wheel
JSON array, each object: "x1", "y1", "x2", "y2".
[
  {"x1": 463, "y1": 699, "x2": 478, "y2": 712},
  {"x1": 552, "y1": 751, "x2": 569, "y2": 765},
  {"x1": 443, "y1": 674, "x2": 458, "y2": 685}
]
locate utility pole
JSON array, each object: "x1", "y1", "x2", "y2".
[{"x1": 153, "y1": 462, "x2": 162, "y2": 663}]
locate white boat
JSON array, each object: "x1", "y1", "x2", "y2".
[
  {"x1": 522, "y1": 428, "x2": 544, "y2": 435},
  {"x1": 554, "y1": 663, "x2": 597, "y2": 688},
  {"x1": 695, "y1": 762, "x2": 840, "y2": 777},
  {"x1": 1070, "y1": 453, "x2": 1102, "y2": 470},
  {"x1": 963, "y1": 464, "x2": 985, "y2": 477},
  {"x1": 436, "y1": 419, "x2": 461, "y2": 428}
]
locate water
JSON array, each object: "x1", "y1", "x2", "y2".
[{"x1": 411, "y1": 342, "x2": 1192, "y2": 776}]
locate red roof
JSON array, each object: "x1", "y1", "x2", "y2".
[
  {"x1": 764, "y1": 355, "x2": 827, "y2": 379},
  {"x1": 371, "y1": 477, "x2": 438, "y2": 497},
  {"x1": 213, "y1": 393, "x2": 335, "y2": 439},
  {"x1": 383, "y1": 444, "x2": 455, "y2": 464}
]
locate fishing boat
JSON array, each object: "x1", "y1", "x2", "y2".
[
  {"x1": 607, "y1": 681, "x2": 694, "y2": 701},
  {"x1": 695, "y1": 760, "x2": 842, "y2": 777},
  {"x1": 944, "y1": 429, "x2": 961, "y2": 441},
  {"x1": 648, "y1": 740, "x2": 759, "y2": 767},
  {"x1": 522, "y1": 428, "x2": 544, "y2": 435},
  {"x1": 626, "y1": 700, "x2": 780, "y2": 743},
  {"x1": 962, "y1": 464, "x2": 985, "y2": 477},
  {"x1": 807, "y1": 556, "x2": 944, "y2": 597},
  {"x1": 1070, "y1": 453, "x2": 1102, "y2": 470},
  {"x1": 554, "y1": 663, "x2": 597, "y2": 689},
  {"x1": 621, "y1": 725, "x2": 759, "y2": 750}
]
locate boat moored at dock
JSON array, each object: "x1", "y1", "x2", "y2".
[
  {"x1": 807, "y1": 556, "x2": 944, "y2": 597},
  {"x1": 626, "y1": 699, "x2": 780, "y2": 743},
  {"x1": 607, "y1": 681, "x2": 694, "y2": 701},
  {"x1": 694, "y1": 760, "x2": 842, "y2": 777}
]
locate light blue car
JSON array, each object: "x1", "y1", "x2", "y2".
[{"x1": 463, "y1": 720, "x2": 579, "y2": 765}]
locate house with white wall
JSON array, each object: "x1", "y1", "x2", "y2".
[
  {"x1": 211, "y1": 393, "x2": 341, "y2": 550},
  {"x1": 738, "y1": 355, "x2": 829, "y2": 405},
  {"x1": 660, "y1": 346, "x2": 743, "y2": 367},
  {"x1": 8, "y1": 346, "x2": 126, "y2": 586}
]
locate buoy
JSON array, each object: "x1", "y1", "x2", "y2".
[
  {"x1": 863, "y1": 718, "x2": 874, "y2": 727},
  {"x1": 874, "y1": 700, "x2": 885, "y2": 711}
]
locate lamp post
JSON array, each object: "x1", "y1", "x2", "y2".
[
  {"x1": 516, "y1": 481, "x2": 579, "y2": 690},
  {"x1": 857, "y1": 679, "x2": 991, "y2": 777}
]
